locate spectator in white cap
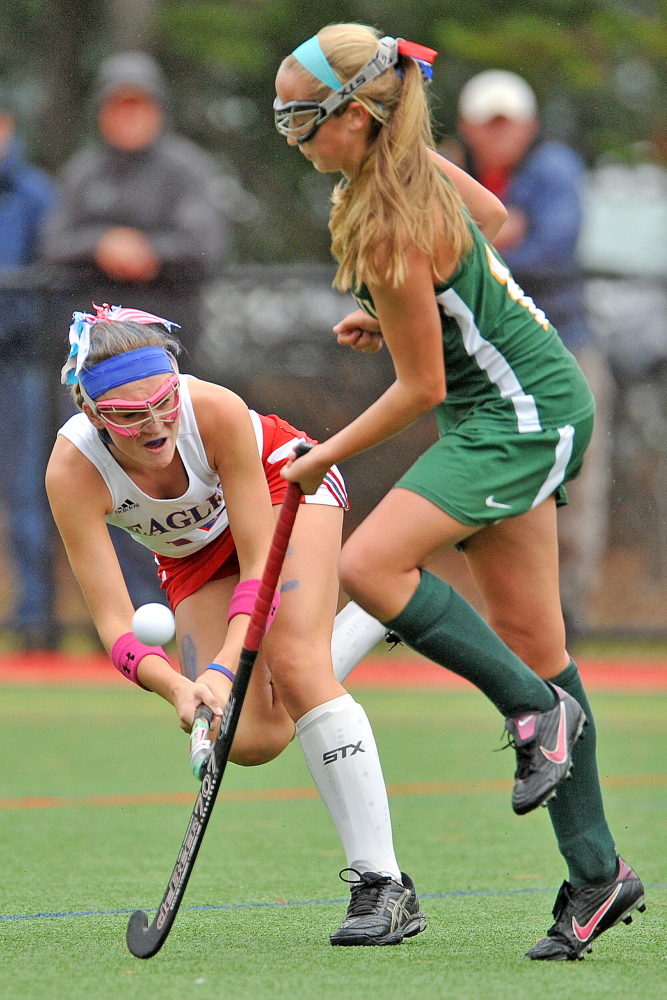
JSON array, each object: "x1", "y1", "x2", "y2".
[
  {"x1": 458, "y1": 69, "x2": 611, "y2": 639},
  {"x1": 457, "y1": 70, "x2": 539, "y2": 247},
  {"x1": 459, "y1": 68, "x2": 537, "y2": 122}
]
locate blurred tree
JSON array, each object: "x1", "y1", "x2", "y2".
[
  {"x1": 432, "y1": 1, "x2": 667, "y2": 159},
  {"x1": 110, "y1": 0, "x2": 156, "y2": 51},
  {"x1": 0, "y1": 0, "x2": 102, "y2": 167},
  {"x1": 155, "y1": 0, "x2": 360, "y2": 262},
  {"x1": 4, "y1": 0, "x2": 667, "y2": 259},
  {"x1": 151, "y1": 0, "x2": 667, "y2": 261},
  {"x1": 43, "y1": 1, "x2": 102, "y2": 166}
]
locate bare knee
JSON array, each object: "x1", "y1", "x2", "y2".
[
  {"x1": 230, "y1": 716, "x2": 295, "y2": 766},
  {"x1": 339, "y1": 544, "x2": 377, "y2": 604},
  {"x1": 267, "y1": 645, "x2": 326, "y2": 687},
  {"x1": 267, "y1": 645, "x2": 344, "y2": 721}
]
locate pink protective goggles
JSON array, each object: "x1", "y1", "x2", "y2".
[{"x1": 94, "y1": 374, "x2": 181, "y2": 438}]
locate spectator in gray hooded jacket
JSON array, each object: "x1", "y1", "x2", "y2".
[
  {"x1": 42, "y1": 51, "x2": 226, "y2": 362},
  {"x1": 42, "y1": 52, "x2": 227, "y2": 609}
]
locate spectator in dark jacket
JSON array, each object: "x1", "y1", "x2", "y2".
[
  {"x1": 458, "y1": 70, "x2": 612, "y2": 636},
  {"x1": 0, "y1": 91, "x2": 56, "y2": 645},
  {"x1": 42, "y1": 51, "x2": 226, "y2": 360},
  {"x1": 42, "y1": 52, "x2": 227, "y2": 608}
]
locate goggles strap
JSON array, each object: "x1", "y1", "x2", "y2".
[
  {"x1": 278, "y1": 36, "x2": 438, "y2": 143},
  {"x1": 317, "y1": 37, "x2": 398, "y2": 119},
  {"x1": 290, "y1": 35, "x2": 438, "y2": 122},
  {"x1": 80, "y1": 382, "x2": 98, "y2": 413}
]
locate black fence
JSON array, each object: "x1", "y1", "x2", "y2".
[{"x1": 0, "y1": 264, "x2": 666, "y2": 640}]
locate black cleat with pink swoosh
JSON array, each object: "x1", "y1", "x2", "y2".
[
  {"x1": 525, "y1": 857, "x2": 645, "y2": 960},
  {"x1": 505, "y1": 683, "x2": 586, "y2": 815}
]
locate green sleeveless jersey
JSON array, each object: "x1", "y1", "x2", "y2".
[{"x1": 352, "y1": 220, "x2": 594, "y2": 436}]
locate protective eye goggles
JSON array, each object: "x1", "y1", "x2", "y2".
[
  {"x1": 273, "y1": 100, "x2": 329, "y2": 143},
  {"x1": 274, "y1": 36, "x2": 437, "y2": 143},
  {"x1": 92, "y1": 374, "x2": 181, "y2": 438}
]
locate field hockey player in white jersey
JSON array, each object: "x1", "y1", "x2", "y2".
[
  {"x1": 276, "y1": 24, "x2": 644, "y2": 959},
  {"x1": 46, "y1": 303, "x2": 426, "y2": 947}
]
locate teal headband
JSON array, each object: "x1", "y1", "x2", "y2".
[{"x1": 291, "y1": 36, "x2": 341, "y2": 90}]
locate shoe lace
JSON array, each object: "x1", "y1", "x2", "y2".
[
  {"x1": 495, "y1": 730, "x2": 536, "y2": 780},
  {"x1": 496, "y1": 730, "x2": 515, "y2": 752},
  {"x1": 339, "y1": 869, "x2": 392, "y2": 917},
  {"x1": 513, "y1": 742, "x2": 537, "y2": 779},
  {"x1": 384, "y1": 631, "x2": 402, "y2": 651},
  {"x1": 550, "y1": 880, "x2": 574, "y2": 922},
  {"x1": 539, "y1": 882, "x2": 580, "y2": 951}
]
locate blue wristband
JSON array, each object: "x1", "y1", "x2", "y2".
[{"x1": 206, "y1": 663, "x2": 236, "y2": 683}]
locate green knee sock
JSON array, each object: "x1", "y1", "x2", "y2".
[
  {"x1": 385, "y1": 570, "x2": 556, "y2": 717},
  {"x1": 547, "y1": 660, "x2": 617, "y2": 887}
]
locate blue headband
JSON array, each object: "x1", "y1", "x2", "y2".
[
  {"x1": 79, "y1": 347, "x2": 174, "y2": 400},
  {"x1": 291, "y1": 36, "x2": 341, "y2": 90}
]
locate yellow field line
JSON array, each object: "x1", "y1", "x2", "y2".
[{"x1": 0, "y1": 773, "x2": 665, "y2": 811}]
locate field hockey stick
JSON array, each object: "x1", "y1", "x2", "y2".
[{"x1": 126, "y1": 442, "x2": 312, "y2": 959}]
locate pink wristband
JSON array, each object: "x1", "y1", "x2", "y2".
[
  {"x1": 111, "y1": 632, "x2": 171, "y2": 689},
  {"x1": 227, "y1": 578, "x2": 281, "y2": 634}
]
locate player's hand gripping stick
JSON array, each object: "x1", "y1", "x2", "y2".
[
  {"x1": 189, "y1": 708, "x2": 213, "y2": 781},
  {"x1": 189, "y1": 585, "x2": 280, "y2": 779},
  {"x1": 126, "y1": 443, "x2": 311, "y2": 959}
]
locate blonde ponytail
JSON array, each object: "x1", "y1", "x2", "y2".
[{"x1": 286, "y1": 24, "x2": 473, "y2": 291}]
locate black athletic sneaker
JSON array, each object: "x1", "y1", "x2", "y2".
[
  {"x1": 525, "y1": 857, "x2": 645, "y2": 960},
  {"x1": 505, "y1": 684, "x2": 587, "y2": 815},
  {"x1": 330, "y1": 870, "x2": 427, "y2": 946}
]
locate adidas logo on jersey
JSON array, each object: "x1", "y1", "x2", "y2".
[{"x1": 114, "y1": 498, "x2": 140, "y2": 514}]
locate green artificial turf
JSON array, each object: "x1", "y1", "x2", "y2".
[{"x1": 0, "y1": 684, "x2": 665, "y2": 1000}]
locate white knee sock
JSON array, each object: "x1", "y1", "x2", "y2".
[
  {"x1": 331, "y1": 602, "x2": 388, "y2": 683},
  {"x1": 296, "y1": 693, "x2": 401, "y2": 880}
]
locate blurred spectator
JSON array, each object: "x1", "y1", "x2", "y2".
[
  {"x1": 42, "y1": 52, "x2": 227, "y2": 608},
  {"x1": 458, "y1": 70, "x2": 612, "y2": 636},
  {"x1": 0, "y1": 88, "x2": 56, "y2": 646},
  {"x1": 42, "y1": 51, "x2": 226, "y2": 358}
]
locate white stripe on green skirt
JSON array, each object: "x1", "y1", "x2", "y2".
[
  {"x1": 531, "y1": 425, "x2": 575, "y2": 509},
  {"x1": 437, "y1": 288, "x2": 542, "y2": 434}
]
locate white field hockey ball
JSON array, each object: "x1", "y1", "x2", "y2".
[{"x1": 131, "y1": 603, "x2": 176, "y2": 645}]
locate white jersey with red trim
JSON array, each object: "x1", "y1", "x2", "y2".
[{"x1": 57, "y1": 375, "x2": 346, "y2": 558}]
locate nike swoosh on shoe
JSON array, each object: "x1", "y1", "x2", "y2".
[
  {"x1": 572, "y1": 884, "x2": 623, "y2": 942},
  {"x1": 539, "y1": 701, "x2": 567, "y2": 764}
]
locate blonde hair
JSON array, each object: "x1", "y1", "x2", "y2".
[
  {"x1": 71, "y1": 320, "x2": 181, "y2": 409},
  {"x1": 282, "y1": 23, "x2": 473, "y2": 290}
]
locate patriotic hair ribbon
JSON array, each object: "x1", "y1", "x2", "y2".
[
  {"x1": 396, "y1": 40, "x2": 438, "y2": 81},
  {"x1": 60, "y1": 303, "x2": 180, "y2": 386}
]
